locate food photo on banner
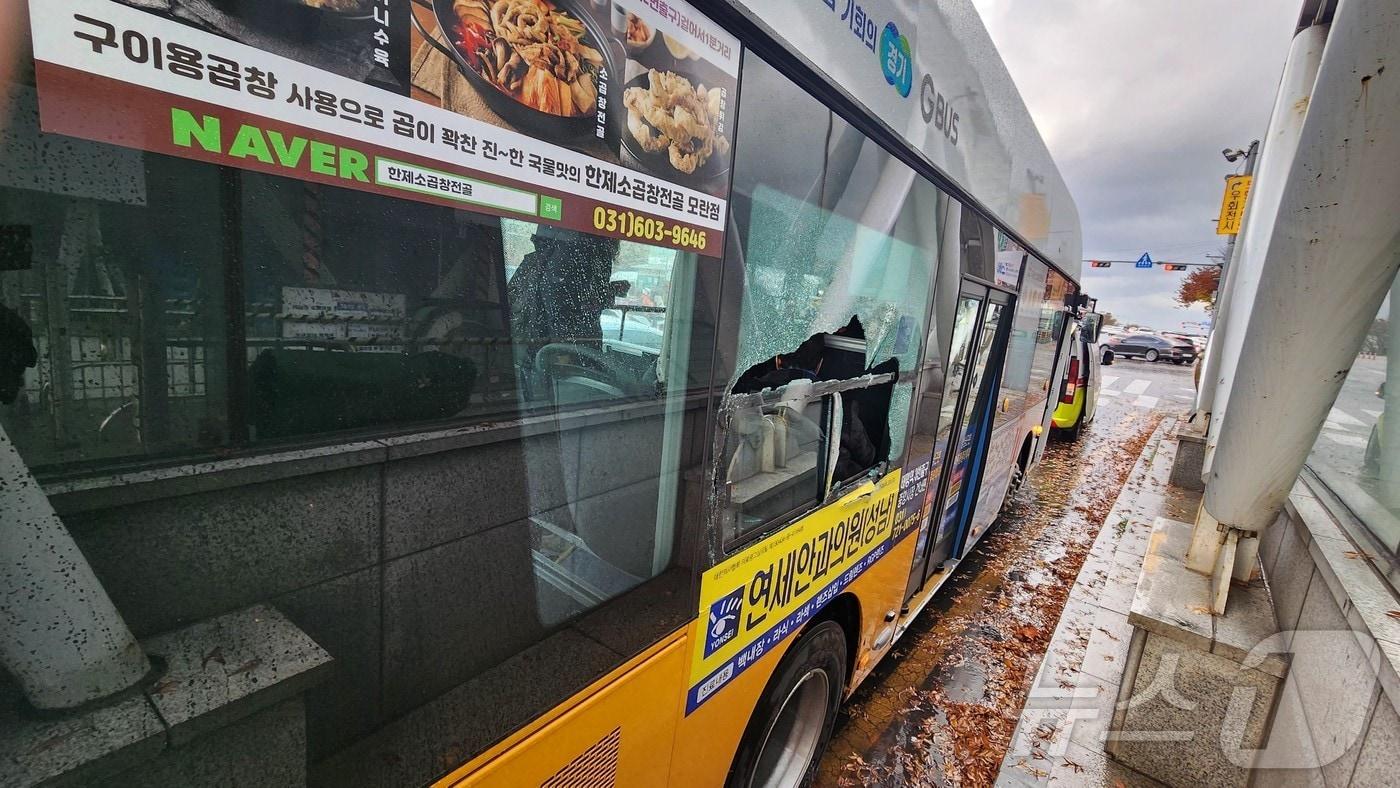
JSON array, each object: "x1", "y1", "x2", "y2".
[{"x1": 408, "y1": 0, "x2": 737, "y2": 197}]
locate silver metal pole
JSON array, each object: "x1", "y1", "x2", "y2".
[
  {"x1": 0, "y1": 423, "x2": 149, "y2": 709},
  {"x1": 1201, "y1": 0, "x2": 1400, "y2": 613},
  {"x1": 1200, "y1": 21, "x2": 1329, "y2": 479}
]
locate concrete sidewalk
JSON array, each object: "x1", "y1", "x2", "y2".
[{"x1": 996, "y1": 418, "x2": 1193, "y2": 787}]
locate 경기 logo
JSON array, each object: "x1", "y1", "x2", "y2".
[{"x1": 879, "y1": 22, "x2": 913, "y2": 98}]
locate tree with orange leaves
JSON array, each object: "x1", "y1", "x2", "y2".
[{"x1": 1175, "y1": 266, "x2": 1221, "y2": 312}]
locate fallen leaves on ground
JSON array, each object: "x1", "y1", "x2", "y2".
[{"x1": 823, "y1": 410, "x2": 1165, "y2": 787}]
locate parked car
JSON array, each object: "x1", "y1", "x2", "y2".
[
  {"x1": 599, "y1": 309, "x2": 664, "y2": 352},
  {"x1": 1163, "y1": 332, "x2": 1207, "y2": 353},
  {"x1": 1052, "y1": 320, "x2": 1101, "y2": 440},
  {"x1": 1106, "y1": 333, "x2": 1197, "y2": 364}
]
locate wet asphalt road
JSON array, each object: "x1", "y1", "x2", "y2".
[{"x1": 816, "y1": 358, "x2": 1196, "y2": 787}]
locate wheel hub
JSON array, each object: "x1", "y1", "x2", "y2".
[{"x1": 748, "y1": 668, "x2": 831, "y2": 788}]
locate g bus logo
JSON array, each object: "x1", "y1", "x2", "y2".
[
  {"x1": 705, "y1": 588, "x2": 744, "y2": 656},
  {"x1": 879, "y1": 22, "x2": 913, "y2": 98}
]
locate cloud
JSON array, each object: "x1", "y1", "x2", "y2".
[
  {"x1": 1083, "y1": 268, "x2": 1212, "y2": 332},
  {"x1": 971, "y1": 0, "x2": 1298, "y2": 329}
]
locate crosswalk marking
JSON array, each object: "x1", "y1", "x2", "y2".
[
  {"x1": 1329, "y1": 407, "x2": 1366, "y2": 427},
  {"x1": 1325, "y1": 432, "x2": 1368, "y2": 448},
  {"x1": 1124, "y1": 379, "x2": 1152, "y2": 395},
  {"x1": 1324, "y1": 419, "x2": 1354, "y2": 432},
  {"x1": 1094, "y1": 374, "x2": 1197, "y2": 411}
]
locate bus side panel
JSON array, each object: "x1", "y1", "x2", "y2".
[
  {"x1": 443, "y1": 636, "x2": 687, "y2": 788},
  {"x1": 670, "y1": 469, "x2": 916, "y2": 781},
  {"x1": 845, "y1": 529, "x2": 919, "y2": 688},
  {"x1": 669, "y1": 622, "x2": 796, "y2": 786}
]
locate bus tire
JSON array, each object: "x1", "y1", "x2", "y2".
[
  {"x1": 1007, "y1": 459, "x2": 1027, "y2": 495},
  {"x1": 1062, "y1": 415, "x2": 1083, "y2": 442},
  {"x1": 726, "y1": 620, "x2": 847, "y2": 788}
]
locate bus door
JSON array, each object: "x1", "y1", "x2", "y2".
[{"x1": 907, "y1": 283, "x2": 1012, "y2": 592}]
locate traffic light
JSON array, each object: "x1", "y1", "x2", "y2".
[
  {"x1": 1090, "y1": 260, "x2": 1111, "y2": 268},
  {"x1": 1162, "y1": 263, "x2": 1188, "y2": 271}
]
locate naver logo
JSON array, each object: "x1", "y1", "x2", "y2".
[{"x1": 879, "y1": 22, "x2": 913, "y2": 98}]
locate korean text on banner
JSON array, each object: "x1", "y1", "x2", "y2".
[
  {"x1": 1216, "y1": 174, "x2": 1253, "y2": 235},
  {"x1": 686, "y1": 472, "x2": 901, "y2": 714},
  {"x1": 27, "y1": 0, "x2": 737, "y2": 256}
]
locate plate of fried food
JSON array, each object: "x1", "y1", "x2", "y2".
[{"x1": 620, "y1": 68, "x2": 731, "y2": 188}]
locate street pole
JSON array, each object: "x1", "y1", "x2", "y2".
[
  {"x1": 1195, "y1": 139, "x2": 1258, "y2": 423},
  {"x1": 0, "y1": 423, "x2": 150, "y2": 709}
]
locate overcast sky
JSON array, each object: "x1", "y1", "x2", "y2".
[{"x1": 972, "y1": 0, "x2": 1300, "y2": 332}]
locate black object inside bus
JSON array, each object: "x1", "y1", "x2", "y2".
[
  {"x1": 732, "y1": 316, "x2": 896, "y2": 487},
  {"x1": 250, "y1": 349, "x2": 476, "y2": 440}
]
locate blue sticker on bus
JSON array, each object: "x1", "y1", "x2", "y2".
[
  {"x1": 880, "y1": 22, "x2": 913, "y2": 98},
  {"x1": 705, "y1": 588, "x2": 744, "y2": 657}
]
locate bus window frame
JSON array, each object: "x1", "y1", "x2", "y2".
[
  {"x1": 698, "y1": 0, "x2": 1080, "y2": 302},
  {"x1": 712, "y1": 371, "x2": 899, "y2": 555}
]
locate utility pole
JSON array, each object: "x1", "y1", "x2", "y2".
[
  {"x1": 1195, "y1": 139, "x2": 1259, "y2": 421},
  {"x1": 0, "y1": 423, "x2": 150, "y2": 709}
]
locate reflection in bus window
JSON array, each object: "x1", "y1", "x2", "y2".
[
  {"x1": 0, "y1": 167, "x2": 703, "y2": 465},
  {"x1": 0, "y1": 145, "x2": 717, "y2": 776},
  {"x1": 716, "y1": 53, "x2": 939, "y2": 544}
]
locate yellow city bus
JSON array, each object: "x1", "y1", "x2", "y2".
[{"x1": 5, "y1": 0, "x2": 1078, "y2": 785}]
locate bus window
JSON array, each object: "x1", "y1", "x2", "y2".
[
  {"x1": 2, "y1": 166, "x2": 704, "y2": 465},
  {"x1": 722, "y1": 319, "x2": 899, "y2": 539},
  {"x1": 960, "y1": 207, "x2": 997, "y2": 282},
  {"x1": 716, "y1": 52, "x2": 940, "y2": 547},
  {"x1": 0, "y1": 152, "x2": 720, "y2": 773}
]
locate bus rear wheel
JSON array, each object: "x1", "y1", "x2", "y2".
[
  {"x1": 727, "y1": 620, "x2": 847, "y2": 788},
  {"x1": 1058, "y1": 416, "x2": 1083, "y2": 442}
]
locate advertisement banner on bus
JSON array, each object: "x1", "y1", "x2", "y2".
[
  {"x1": 892, "y1": 452, "x2": 932, "y2": 544},
  {"x1": 28, "y1": 0, "x2": 738, "y2": 256},
  {"x1": 687, "y1": 471, "x2": 901, "y2": 714}
]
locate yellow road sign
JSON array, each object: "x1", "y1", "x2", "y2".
[{"x1": 1216, "y1": 174, "x2": 1253, "y2": 235}]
